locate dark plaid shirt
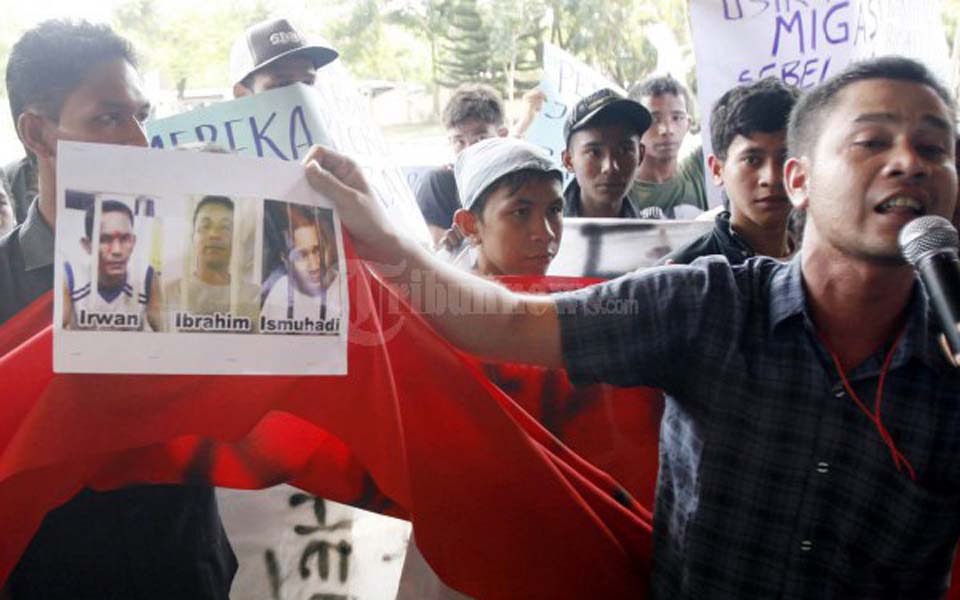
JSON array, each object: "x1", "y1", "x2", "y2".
[{"x1": 555, "y1": 256, "x2": 960, "y2": 599}]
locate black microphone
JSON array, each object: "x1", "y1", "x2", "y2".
[{"x1": 899, "y1": 215, "x2": 960, "y2": 364}]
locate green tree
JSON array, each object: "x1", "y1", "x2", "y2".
[
  {"x1": 436, "y1": 0, "x2": 501, "y2": 90},
  {"x1": 385, "y1": 0, "x2": 453, "y2": 113},
  {"x1": 111, "y1": 0, "x2": 271, "y2": 91},
  {"x1": 322, "y1": 0, "x2": 432, "y2": 82},
  {"x1": 485, "y1": 0, "x2": 546, "y2": 101}
]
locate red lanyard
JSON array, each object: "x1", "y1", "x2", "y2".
[{"x1": 819, "y1": 327, "x2": 916, "y2": 481}]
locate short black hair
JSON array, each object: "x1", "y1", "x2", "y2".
[
  {"x1": 193, "y1": 195, "x2": 234, "y2": 225},
  {"x1": 471, "y1": 169, "x2": 563, "y2": 219},
  {"x1": 443, "y1": 84, "x2": 505, "y2": 130},
  {"x1": 711, "y1": 78, "x2": 799, "y2": 160},
  {"x1": 6, "y1": 19, "x2": 137, "y2": 129},
  {"x1": 788, "y1": 56, "x2": 957, "y2": 159},
  {"x1": 629, "y1": 74, "x2": 692, "y2": 114},
  {"x1": 85, "y1": 199, "x2": 134, "y2": 239}
]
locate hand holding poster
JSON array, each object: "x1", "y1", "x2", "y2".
[
  {"x1": 54, "y1": 141, "x2": 348, "y2": 375},
  {"x1": 147, "y1": 80, "x2": 431, "y2": 247}
]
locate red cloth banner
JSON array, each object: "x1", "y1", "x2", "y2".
[{"x1": 0, "y1": 246, "x2": 662, "y2": 599}]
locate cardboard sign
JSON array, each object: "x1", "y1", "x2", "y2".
[
  {"x1": 523, "y1": 44, "x2": 625, "y2": 161},
  {"x1": 147, "y1": 80, "x2": 431, "y2": 246},
  {"x1": 53, "y1": 142, "x2": 348, "y2": 375}
]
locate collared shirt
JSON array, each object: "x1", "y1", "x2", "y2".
[
  {"x1": 3, "y1": 157, "x2": 38, "y2": 226},
  {"x1": 563, "y1": 179, "x2": 664, "y2": 219},
  {"x1": 0, "y1": 197, "x2": 55, "y2": 324},
  {"x1": 555, "y1": 256, "x2": 960, "y2": 599}
]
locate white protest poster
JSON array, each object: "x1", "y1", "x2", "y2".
[
  {"x1": 689, "y1": 0, "x2": 950, "y2": 203},
  {"x1": 53, "y1": 141, "x2": 348, "y2": 375},
  {"x1": 147, "y1": 81, "x2": 431, "y2": 247},
  {"x1": 218, "y1": 487, "x2": 410, "y2": 600},
  {"x1": 149, "y1": 75, "x2": 419, "y2": 600},
  {"x1": 547, "y1": 218, "x2": 713, "y2": 278},
  {"x1": 524, "y1": 43, "x2": 625, "y2": 161}
]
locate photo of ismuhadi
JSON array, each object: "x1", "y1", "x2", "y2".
[
  {"x1": 61, "y1": 191, "x2": 165, "y2": 332},
  {"x1": 260, "y1": 200, "x2": 342, "y2": 335},
  {"x1": 164, "y1": 194, "x2": 261, "y2": 333}
]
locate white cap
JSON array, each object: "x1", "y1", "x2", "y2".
[{"x1": 454, "y1": 138, "x2": 562, "y2": 211}]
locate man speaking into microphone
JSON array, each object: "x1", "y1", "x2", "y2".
[{"x1": 303, "y1": 55, "x2": 960, "y2": 598}]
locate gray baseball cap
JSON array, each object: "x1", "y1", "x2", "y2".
[
  {"x1": 454, "y1": 138, "x2": 562, "y2": 211},
  {"x1": 230, "y1": 18, "x2": 339, "y2": 87}
]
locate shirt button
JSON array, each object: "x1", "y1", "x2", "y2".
[
  {"x1": 800, "y1": 540, "x2": 814, "y2": 552},
  {"x1": 816, "y1": 461, "x2": 829, "y2": 474},
  {"x1": 832, "y1": 385, "x2": 845, "y2": 398}
]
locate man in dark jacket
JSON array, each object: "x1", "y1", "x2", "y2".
[{"x1": 663, "y1": 78, "x2": 799, "y2": 265}]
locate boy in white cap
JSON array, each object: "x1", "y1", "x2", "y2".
[{"x1": 448, "y1": 137, "x2": 565, "y2": 276}]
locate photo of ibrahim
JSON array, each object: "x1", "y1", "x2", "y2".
[{"x1": 164, "y1": 194, "x2": 261, "y2": 333}]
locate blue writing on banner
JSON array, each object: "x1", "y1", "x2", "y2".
[
  {"x1": 150, "y1": 105, "x2": 315, "y2": 161},
  {"x1": 770, "y1": 2, "x2": 876, "y2": 56},
  {"x1": 735, "y1": 0, "x2": 878, "y2": 89},
  {"x1": 722, "y1": 0, "x2": 819, "y2": 22}
]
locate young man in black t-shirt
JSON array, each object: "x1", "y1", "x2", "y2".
[{"x1": 416, "y1": 84, "x2": 509, "y2": 245}]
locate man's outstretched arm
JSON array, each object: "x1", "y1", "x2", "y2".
[{"x1": 303, "y1": 145, "x2": 563, "y2": 368}]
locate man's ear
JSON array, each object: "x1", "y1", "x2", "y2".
[
  {"x1": 80, "y1": 236, "x2": 92, "y2": 254},
  {"x1": 233, "y1": 83, "x2": 252, "y2": 98},
  {"x1": 561, "y1": 149, "x2": 573, "y2": 172},
  {"x1": 18, "y1": 110, "x2": 55, "y2": 161},
  {"x1": 637, "y1": 142, "x2": 646, "y2": 166},
  {"x1": 707, "y1": 153, "x2": 724, "y2": 187},
  {"x1": 453, "y1": 208, "x2": 480, "y2": 243},
  {"x1": 784, "y1": 156, "x2": 809, "y2": 210},
  {"x1": 496, "y1": 126, "x2": 509, "y2": 138}
]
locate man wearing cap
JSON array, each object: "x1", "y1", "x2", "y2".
[
  {"x1": 561, "y1": 88, "x2": 653, "y2": 218},
  {"x1": 398, "y1": 137, "x2": 564, "y2": 599},
  {"x1": 449, "y1": 137, "x2": 564, "y2": 276},
  {"x1": 231, "y1": 17, "x2": 338, "y2": 98}
]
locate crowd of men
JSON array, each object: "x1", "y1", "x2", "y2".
[{"x1": 0, "y1": 12, "x2": 959, "y2": 600}]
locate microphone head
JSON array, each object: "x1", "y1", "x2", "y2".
[{"x1": 899, "y1": 215, "x2": 959, "y2": 266}]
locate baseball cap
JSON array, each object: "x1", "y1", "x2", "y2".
[
  {"x1": 563, "y1": 88, "x2": 652, "y2": 144},
  {"x1": 455, "y1": 137, "x2": 562, "y2": 211},
  {"x1": 230, "y1": 18, "x2": 339, "y2": 87}
]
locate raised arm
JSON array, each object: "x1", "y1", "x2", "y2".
[{"x1": 303, "y1": 145, "x2": 563, "y2": 368}]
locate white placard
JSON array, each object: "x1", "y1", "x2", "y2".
[
  {"x1": 689, "y1": 0, "x2": 950, "y2": 204},
  {"x1": 53, "y1": 141, "x2": 348, "y2": 375}
]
